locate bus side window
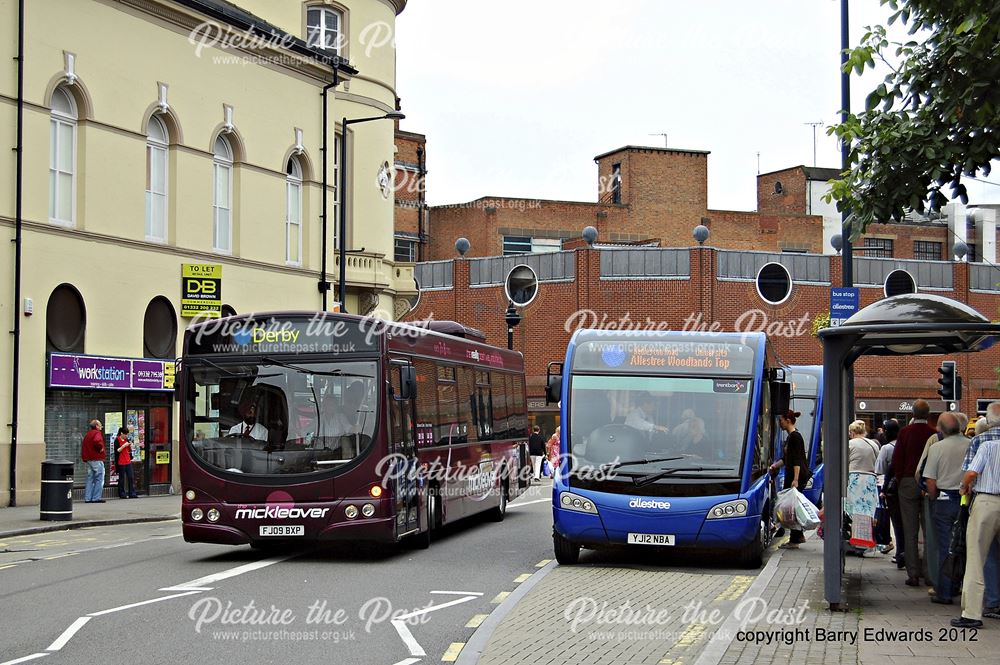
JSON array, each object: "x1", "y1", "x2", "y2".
[
  {"x1": 511, "y1": 374, "x2": 527, "y2": 438},
  {"x1": 753, "y1": 379, "x2": 772, "y2": 480},
  {"x1": 436, "y1": 366, "x2": 458, "y2": 445},
  {"x1": 457, "y1": 367, "x2": 476, "y2": 442},
  {"x1": 492, "y1": 374, "x2": 509, "y2": 439}
]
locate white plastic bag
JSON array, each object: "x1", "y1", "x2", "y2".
[{"x1": 775, "y1": 488, "x2": 820, "y2": 530}]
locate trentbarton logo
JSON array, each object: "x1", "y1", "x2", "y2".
[
  {"x1": 628, "y1": 498, "x2": 671, "y2": 510},
  {"x1": 234, "y1": 505, "x2": 330, "y2": 520}
]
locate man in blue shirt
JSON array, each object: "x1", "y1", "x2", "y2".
[{"x1": 953, "y1": 403, "x2": 1000, "y2": 628}]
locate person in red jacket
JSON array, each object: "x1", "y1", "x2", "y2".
[
  {"x1": 81, "y1": 419, "x2": 107, "y2": 503},
  {"x1": 115, "y1": 426, "x2": 138, "y2": 499},
  {"x1": 891, "y1": 399, "x2": 937, "y2": 586}
]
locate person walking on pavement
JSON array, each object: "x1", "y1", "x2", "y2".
[
  {"x1": 961, "y1": 404, "x2": 1000, "y2": 621},
  {"x1": 769, "y1": 410, "x2": 810, "y2": 549},
  {"x1": 875, "y1": 419, "x2": 901, "y2": 558},
  {"x1": 892, "y1": 399, "x2": 937, "y2": 586},
  {"x1": 528, "y1": 426, "x2": 546, "y2": 480},
  {"x1": 81, "y1": 419, "x2": 106, "y2": 503},
  {"x1": 953, "y1": 406, "x2": 1000, "y2": 628},
  {"x1": 115, "y1": 426, "x2": 138, "y2": 499},
  {"x1": 923, "y1": 412, "x2": 971, "y2": 605}
]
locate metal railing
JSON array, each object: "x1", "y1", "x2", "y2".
[
  {"x1": 717, "y1": 250, "x2": 830, "y2": 283},
  {"x1": 599, "y1": 248, "x2": 690, "y2": 279}
]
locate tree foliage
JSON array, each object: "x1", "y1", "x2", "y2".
[{"x1": 827, "y1": 0, "x2": 1000, "y2": 239}]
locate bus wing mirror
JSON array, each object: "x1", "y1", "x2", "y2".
[
  {"x1": 399, "y1": 366, "x2": 417, "y2": 400},
  {"x1": 545, "y1": 362, "x2": 563, "y2": 405},
  {"x1": 771, "y1": 381, "x2": 791, "y2": 415}
]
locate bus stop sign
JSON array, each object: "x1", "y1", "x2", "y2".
[{"x1": 829, "y1": 287, "x2": 859, "y2": 327}]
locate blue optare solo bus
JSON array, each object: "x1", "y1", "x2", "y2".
[
  {"x1": 545, "y1": 330, "x2": 791, "y2": 568},
  {"x1": 787, "y1": 365, "x2": 824, "y2": 509}
]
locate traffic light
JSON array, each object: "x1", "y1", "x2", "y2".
[{"x1": 938, "y1": 361, "x2": 958, "y2": 401}]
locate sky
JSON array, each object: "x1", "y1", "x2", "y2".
[{"x1": 395, "y1": 0, "x2": 1000, "y2": 211}]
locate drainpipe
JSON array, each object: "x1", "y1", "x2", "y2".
[
  {"x1": 10, "y1": 0, "x2": 25, "y2": 506},
  {"x1": 319, "y1": 71, "x2": 340, "y2": 311},
  {"x1": 417, "y1": 145, "x2": 426, "y2": 262}
]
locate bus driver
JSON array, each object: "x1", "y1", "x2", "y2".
[
  {"x1": 226, "y1": 402, "x2": 268, "y2": 441},
  {"x1": 625, "y1": 394, "x2": 670, "y2": 435}
]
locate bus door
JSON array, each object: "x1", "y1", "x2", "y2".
[{"x1": 389, "y1": 361, "x2": 420, "y2": 537}]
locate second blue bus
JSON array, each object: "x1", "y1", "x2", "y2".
[{"x1": 547, "y1": 330, "x2": 790, "y2": 568}]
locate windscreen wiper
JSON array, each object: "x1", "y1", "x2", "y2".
[
  {"x1": 600, "y1": 456, "x2": 684, "y2": 472},
  {"x1": 633, "y1": 465, "x2": 734, "y2": 487},
  {"x1": 260, "y1": 357, "x2": 371, "y2": 378}
]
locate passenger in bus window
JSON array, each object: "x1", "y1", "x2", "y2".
[
  {"x1": 226, "y1": 402, "x2": 268, "y2": 441},
  {"x1": 320, "y1": 381, "x2": 366, "y2": 438},
  {"x1": 625, "y1": 394, "x2": 670, "y2": 434}
]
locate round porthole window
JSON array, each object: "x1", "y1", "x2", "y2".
[
  {"x1": 884, "y1": 270, "x2": 916, "y2": 297},
  {"x1": 46, "y1": 284, "x2": 86, "y2": 352},
  {"x1": 143, "y1": 296, "x2": 177, "y2": 359},
  {"x1": 755, "y1": 262, "x2": 792, "y2": 305}
]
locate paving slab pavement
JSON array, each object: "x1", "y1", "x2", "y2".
[{"x1": 0, "y1": 495, "x2": 181, "y2": 538}]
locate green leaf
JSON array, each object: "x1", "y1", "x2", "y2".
[{"x1": 956, "y1": 18, "x2": 976, "y2": 35}]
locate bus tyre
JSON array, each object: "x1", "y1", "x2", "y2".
[
  {"x1": 489, "y1": 479, "x2": 509, "y2": 522},
  {"x1": 553, "y1": 531, "x2": 580, "y2": 565},
  {"x1": 739, "y1": 516, "x2": 766, "y2": 569},
  {"x1": 414, "y1": 493, "x2": 435, "y2": 550}
]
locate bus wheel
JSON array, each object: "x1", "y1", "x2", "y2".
[
  {"x1": 413, "y1": 493, "x2": 435, "y2": 550},
  {"x1": 489, "y1": 479, "x2": 509, "y2": 522},
  {"x1": 553, "y1": 531, "x2": 580, "y2": 565},
  {"x1": 739, "y1": 517, "x2": 766, "y2": 569}
]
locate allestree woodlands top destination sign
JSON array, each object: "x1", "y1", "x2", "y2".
[{"x1": 573, "y1": 339, "x2": 757, "y2": 375}]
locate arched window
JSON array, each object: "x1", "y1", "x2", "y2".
[
  {"x1": 221, "y1": 304, "x2": 237, "y2": 318},
  {"x1": 143, "y1": 296, "x2": 177, "y2": 358},
  {"x1": 306, "y1": 5, "x2": 343, "y2": 54},
  {"x1": 213, "y1": 134, "x2": 233, "y2": 253},
  {"x1": 286, "y1": 156, "x2": 303, "y2": 265},
  {"x1": 146, "y1": 115, "x2": 169, "y2": 242},
  {"x1": 47, "y1": 284, "x2": 86, "y2": 353},
  {"x1": 49, "y1": 87, "x2": 77, "y2": 225}
]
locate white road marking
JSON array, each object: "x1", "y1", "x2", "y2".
[
  {"x1": 160, "y1": 554, "x2": 295, "y2": 591},
  {"x1": 391, "y1": 593, "x2": 481, "y2": 657},
  {"x1": 392, "y1": 620, "x2": 426, "y2": 657},
  {"x1": 429, "y1": 591, "x2": 483, "y2": 596},
  {"x1": 87, "y1": 590, "x2": 202, "y2": 617},
  {"x1": 391, "y1": 659, "x2": 421, "y2": 665},
  {"x1": 394, "y1": 596, "x2": 479, "y2": 621},
  {"x1": 46, "y1": 617, "x2": 91, "y2": 651},
  {"x1": 507, "y1": 498, "x2": 550, "y2": 508},
  {"x1": 0, "y1": 653, "x2": 49, "y2": 665}
]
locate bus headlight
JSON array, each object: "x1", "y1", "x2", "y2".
[
  {"x1": 361, "y1": 503, "x2": 376, "y2": 518},
  {"x1": 190, "y1": 508, "x2": 204, "y2": 521},
  {"x1": 559, "y1": 492, "x2": 598, "y2": 515},
  {"x1": 207, "y1": 508, "x2": 220, "y2": 523},
  {"x1": 706, "y1": 499, "x2": 748, "y2": 519},
  {"x1": 345, "y1": 505, "x2": 359, "y2": 519},
  {"x1": 185, "y1": 490, "x2": 196, "y2": 501}
]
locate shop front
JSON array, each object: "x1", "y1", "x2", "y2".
[
  {"x1": 45, "y1": 353, "x2": 175, "y2": 498},
  {"x1": 854, "y1": 397, "x2": 951, "y2": 433},
  {"x1": 528, "y1": 398, "x2": 560, "y2": 442}
]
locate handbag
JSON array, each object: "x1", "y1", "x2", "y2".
[
  {"x1": 873, "y1": 497, "x2": 891, "y2": 545},
  {"x1": 883, "y1": 475, "x2": 898, "y2": 497}
]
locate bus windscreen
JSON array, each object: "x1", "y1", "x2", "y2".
[
  {"x1": 186, "y1": 359, "x2": 379, "y2": 476},
  {"x1": 568, "y1": 375, "x2": 751, "y2": 477}
]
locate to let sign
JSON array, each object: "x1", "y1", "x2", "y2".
[
  {"x1": 830, "y1": 287, "x2": 860, "y2": 327},
  {"x1": 181, "y1": 264, "x2": 222, "y2": 318}
]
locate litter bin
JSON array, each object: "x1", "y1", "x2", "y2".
[{"x1": 40, "y1": 459, "x2": 74, "y2": 521}]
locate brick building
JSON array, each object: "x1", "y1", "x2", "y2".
[{"x1": 409, "y1": 246, "x2": 1000, "y2": 435}]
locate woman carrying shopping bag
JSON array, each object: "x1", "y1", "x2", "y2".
[{"x1": 769, "y1": 410, "x2": 811, "y2": 549}]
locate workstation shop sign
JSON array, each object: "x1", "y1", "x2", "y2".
[
  {"x1": 48, "y1": 353, "x2": 175, "y2": 392},
  {"x1": 181, "y1": 264, "x2": 222, "y2": 318}
]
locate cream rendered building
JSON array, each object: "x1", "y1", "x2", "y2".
[{"x1": 0, "y1": 0, "x2": 416, "y2": 506}]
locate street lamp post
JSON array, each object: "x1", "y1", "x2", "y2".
[{"x1": 338, "y1": 111, "x2": 405, "y2": 313}]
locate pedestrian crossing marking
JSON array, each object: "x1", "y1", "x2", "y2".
[
  {"x1": 465, "y1": 614, "x2": 489, "y2": 628},
  {"x1": 490, "y1": 592, "x2": 510, "y2": 604},
  {"x1": 714, "y1": 576, "x2": 754, "y2": 601},
  {"x1": 535, "y1": 559, "x2": 552, "y2": 567},
  {"x1": 513, "y1": 573, "x2": 532, "y2": 584},
  {"x1": 441, "y1": 642, "x2": 464, "y2": 661}
]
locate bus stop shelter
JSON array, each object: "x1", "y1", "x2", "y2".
[{"x1": 819, "y1": 293, "x2": 1000, "y2": 609}]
